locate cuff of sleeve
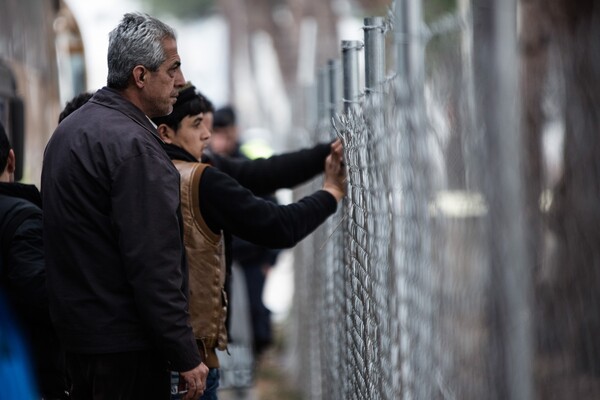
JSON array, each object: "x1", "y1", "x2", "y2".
[
  {"x1": 317, "y1": 190, "x2": 339, "y2": 213},
  {"x1": 168, "y1": 334, "x2": 203, "y2": 372}
]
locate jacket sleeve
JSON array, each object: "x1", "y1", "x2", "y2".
[
  {"x1": 213, "y1": 142, "x2": 331, "y2": 195},
  {"x1": 200, "y1": 167, "x2": 338, "y2": 248},
  {"x1": 231, "y1": 235, "x2": 281, "y2": 266},
  {"x1": 112, "y1": 151, "x2": 201, "y2": 371},
  {"x1": 230, "y1": 193, "x2": 282, "y2": 266},
  {"x1": 5, "y1": 214, "x2": 49, "y2": 321}
]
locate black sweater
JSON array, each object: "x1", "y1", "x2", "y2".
[{"x1": 164, "y1": 143, "x2": 337, "y2": 249}]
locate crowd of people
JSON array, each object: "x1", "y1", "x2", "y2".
[{"x1": 0, "y1": 12, "x2": 346, "y2": 400}]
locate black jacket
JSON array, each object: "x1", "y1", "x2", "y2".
[
  {"x1": 0, "y1": 182, "x2": 68, "y2": 398},
  {"x1": 41, "y1": 87, "x2": 201, "y2": 371},
  {"x1": 0, "y1": 182, "x2": 44, "y2": 312}
]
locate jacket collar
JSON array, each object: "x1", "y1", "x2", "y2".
[
  {"x1": 0, "y1": 182, "x2": 43, "y2": 208},
  {"x1": 162, "y1": 143, "x2": 218, "y2": 167},
  {"x1": 90, "y1": 87, "x2": 163, "y2": 143},
  {"x1": 162, "y1": 142, "x2": 199, "y2": 163}
]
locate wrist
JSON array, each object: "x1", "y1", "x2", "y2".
[{"x1": 322, "y1": 184, "x2": 345, "y2": 202}]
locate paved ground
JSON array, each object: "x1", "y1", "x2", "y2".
[
  {"x1": 219, "y1": 340, "x2": 302, "y2": 400},
  {"x1": 219, "y1": 250, "x2": 302, "y2": 400}
]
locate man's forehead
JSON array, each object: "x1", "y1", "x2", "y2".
[{"x1": 161, "y1": 38, "x2": 181, "y2": 62}]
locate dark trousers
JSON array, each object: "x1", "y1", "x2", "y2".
[
  {"x1": 242, "y1": 265, "x2": 272, "y2": 355},
  {"x1": 66, "y1": 350, "x2": 171, "y2": 400}
]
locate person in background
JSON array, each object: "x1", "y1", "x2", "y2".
[
  {"x1": 58, "y1": 92, "x2": 94, "y2": 124},
  {"x1": 211, "y1": 105, "x2": 280, "y2": 357},
  {"x1": 152, "y1": 83, "x2": 346, "y2": 399},
  {"x1": 195, "y1": 91, "x2": 214, "y2": 135},
  {"x1": 209, "y1": 105, "x2": 238, "y2": 157},
  {"x1": 41, "y1": 13, "x2": 207, "y2": 400},
  {"x1": 0, "y1": 121, "x2": 69, "y2": 399},
  {"x1": 0, "y1": 289, "x2": 40, "y2": 400}
]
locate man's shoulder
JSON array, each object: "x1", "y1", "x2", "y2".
[
  {"x1": 63, "y1": 89, "x2": 155, "y2": 142},
  {"x1": 0, "y1": 193, "x2": 40, "y2": 212},
  {"x1": 0, "y1": 183, "x2": 42, "y2": 209},
  {"x1": 173, "y1": 160, "x2": 213, "y2": 182},
  {"x1": 62, "y1": 104, "x2": 164, "y2": 157},
  {"x1": 0, "y1": 193, "x2": 42, "y2": 237}
]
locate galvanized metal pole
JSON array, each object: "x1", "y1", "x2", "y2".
[
  {"x1": 393, "y1": 1, "x2": 429, "y2": 400},
  {"x1": 395, "y1": 0, "x2": 424, "y2": 90},
  {"x1": 472, "y1": 1, "x2": 532, "y2": 399},
  {"x1": 408, "y1": 0, "x2": 425, "y2": 88},
  {"x1": 317, "y1": 66, "x2": 330, "y2": 126},
  {"x1": 341, "y1": 40, "x2": 362, "y2": 114},
  {"x1": 328, "y1": 58, "x2": 342, "y2": 122},
  {"x1": 394, "y1": 0, "x2": 406, "y2": 80},
  {"x1": 364, "y1": 16, "x2": 386, "y2": 95}
]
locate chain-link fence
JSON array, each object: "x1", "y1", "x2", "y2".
[{"x1": 286, "y1": 0, "x2": 600, "y2": 399}]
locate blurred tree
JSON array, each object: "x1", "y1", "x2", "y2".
[
  {"x1": 217, "y1": 0, "x2": 340, "y2": 96},
  {"x1": 214, "y1": 0, "x2": 344, "y2": 137},
  {"x1": 209, "y1": 0, "x2": 462, "y2": 141},
  {"x1": 142, "y1": 0, "x2": 216, "y2": 19},
  {"x1": 519, "y1": 0, "x2": 548, "y2": 310},
  {"x1": 423, "y1": 0, "x2": 456, "y2": 22},
  {"x1": 355, "y1": 0, "x2": 389, "y2": 11},
  {"x1": 530, "y1": 0, "x2": 600, "y2": 398}
]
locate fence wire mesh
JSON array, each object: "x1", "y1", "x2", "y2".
[{"x1": 285, "y1": 1, "x2": 600, "y2": 399}]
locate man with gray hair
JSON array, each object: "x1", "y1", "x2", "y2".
[{"x1": 42, "y1": 13, "x2": 207, "y2": 400}]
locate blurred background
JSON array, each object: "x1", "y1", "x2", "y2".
[
  {"x1": 0, "y1": 0, "x2": 389, "y2": 186},
  {"x1": 3, "y1": 0, "x2": 600, "y2": 399}
]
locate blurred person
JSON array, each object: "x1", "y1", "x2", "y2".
[
  {"x1": 211, "y1": 106, "x2": 280, "y2": 357},
  {"x1": 41, "y1": 13, "x2": 207, "y2": 400},
  {"x1": 0, "y1": 290, "x2": 40, "y2": 400},
  {"x1": 210, "y1": 105, "x2": 238, "y2": 157},
  {"x1": 152, "y1": 83, "x2": 346, "y2": 399},
  {"x1": 0, "y1": 121, "x2": 69, "y2": 399},
  {"x1": 196, "y1": 92, "x2": 214, "y2": 135},
  {"x1": 58, "y1": 91, "x2": 94, "y2": 124}
]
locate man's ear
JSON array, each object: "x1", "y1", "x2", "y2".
[
  {"x1": 157, "y1": 124, "x2": 174, "y2": 143},
  {"x1": 5, "y1": 149, "x2": 16, "y2": 181},
  {"x1": 133, "y1": 65, "x2": 146, "y2": 88}
]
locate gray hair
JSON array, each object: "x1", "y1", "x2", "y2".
[{"x1": 107, "y1": 12, "x2": 177, "y2": 89}]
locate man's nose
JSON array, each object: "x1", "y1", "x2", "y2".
[{"x1": 174, "y1": 69, "x2": 186, "y2": 88}]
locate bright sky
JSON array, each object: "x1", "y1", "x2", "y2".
[{"x1": 64, "y1": 0, "x2": 228, "y2": 106}]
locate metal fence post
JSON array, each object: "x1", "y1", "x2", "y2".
[
  {"x1": 328, "y1": 59, "x2": 342, "y2": 123},
  {"x1": 364, "y1": 17, "x2": 386, "y2": 95},
  {"x1": 341, "y1": 40, "x2": 362, "y2": 114},
  {"x1": 394, "y1": 0, "x2": 406, "y2": 80},
  {"x1": 395, "y1": 0, "x2": 424, "y2": 89},
  {"x1": 472, "y1": 1, "x2": 532, "y2": 399},
  {"x1": 317, "y1": 66, "x2": 330, "y2": 127}
]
